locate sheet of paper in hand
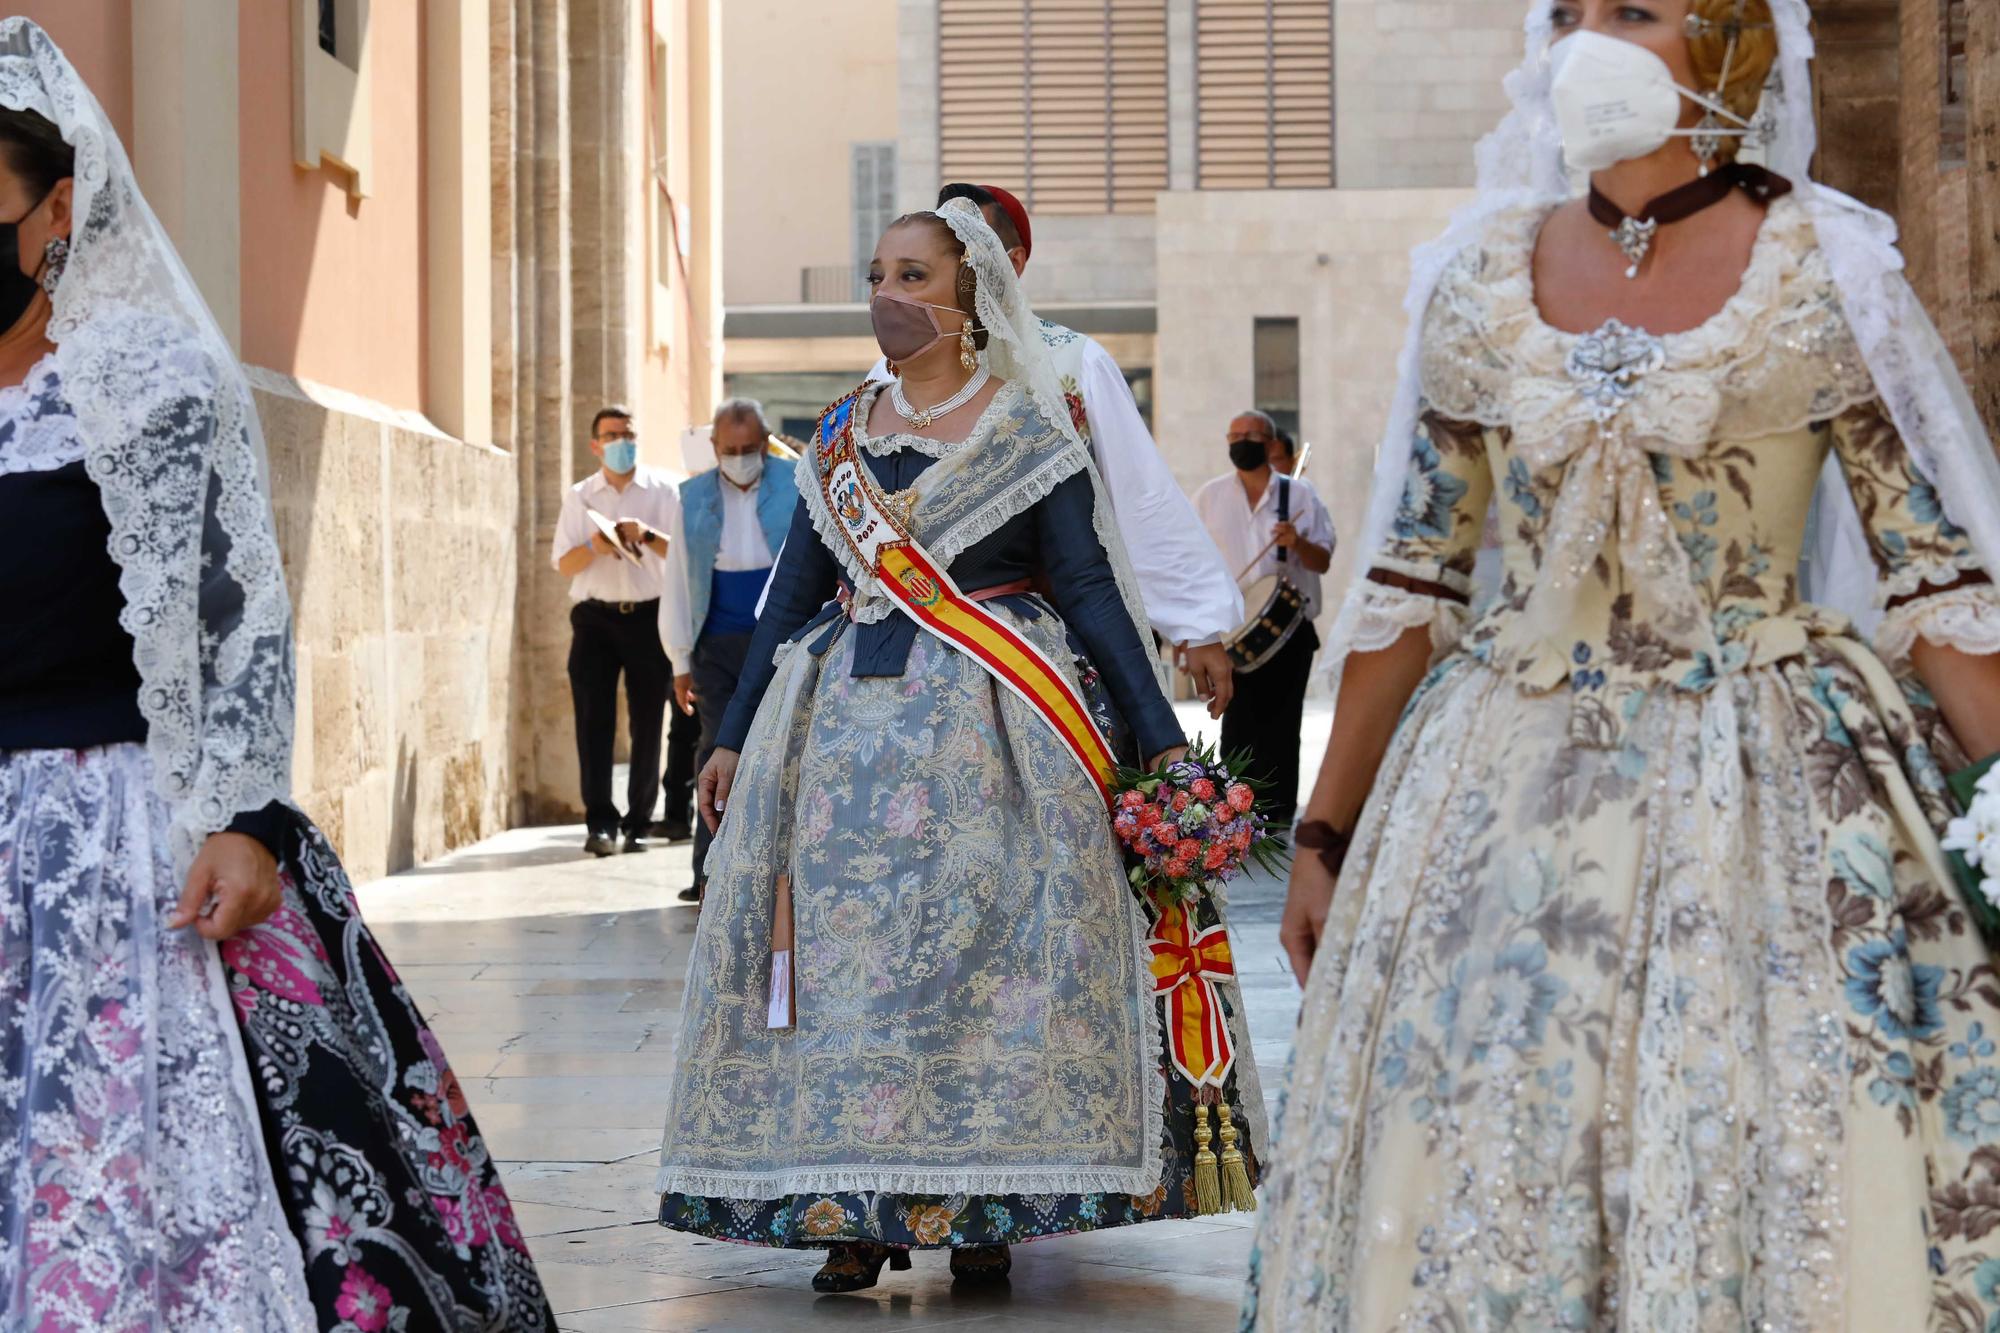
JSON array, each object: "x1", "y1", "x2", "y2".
[{"x1": 586, "y1": 508, "x2": 645, "y2": 564}]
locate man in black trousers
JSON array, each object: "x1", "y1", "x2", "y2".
[
  {"x1": 653, "y1": 693, "x2": 697, "y2": 844},
  {"x1": 1193, "y1": 410, "x2": 1336, "y2": 822},
  {"x1": 658, "y1": 399, "x2": 797, "y2": 903},
  {"x1": 551, "y1": 406, "x2": 682, "y2": 856}
]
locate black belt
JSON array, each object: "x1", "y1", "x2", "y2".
[{"x1": 581, "y1": 597, "x2": 658, "y2": 616}]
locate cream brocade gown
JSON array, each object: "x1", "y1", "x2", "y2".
[{"x1": 1244, "y1": 196, "x2": 2000, "y2": 1331}]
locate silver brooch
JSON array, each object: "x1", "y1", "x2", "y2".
[{"x1": 1566, "y1": 319, "x2": 1666, "y2": 422}]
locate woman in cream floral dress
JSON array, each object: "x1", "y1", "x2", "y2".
[{"x1": 1244, "y1": 0, "x2": 2000, "y2": 1328}]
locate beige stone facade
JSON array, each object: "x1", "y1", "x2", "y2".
[
  {"x1": 20, "y1": 1, "x2": 723, "y2": 878},
  {"x1": 256, "y1": 373, "x2": 518, "y2": 874},
  {"x1": 1333, "y1": 0, "x2": 1525, "y2": 190}
]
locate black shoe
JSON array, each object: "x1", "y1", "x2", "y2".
[
  {"x1": 649, "y1": 819, "x2": 695, "y2": 844},
  {"x1": 624, "y1": 832, "x2": 652, "y2": 854},
  {"x1": 812, "y1": 1242, "x2": 910, "y2": 1293},
  {"x1": 949, "y1": 1243, "x2": 1011, "y2": 1283},
  {"x1": 583, "y1": 831, "x2": 619, "y2": 858},
  {"x1": 676, "y1": 884, "x2": 703, "y2": 904}
]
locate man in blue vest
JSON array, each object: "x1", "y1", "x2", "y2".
[{"x1": 658, "y1": 398, "x2": 797, "y2": 904}]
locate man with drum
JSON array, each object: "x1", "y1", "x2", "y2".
[{"x1": 1194, "y1": 410, "x2": 1335, "y2": 823}]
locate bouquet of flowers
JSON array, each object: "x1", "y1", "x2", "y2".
[
  {"x1": 1111, "y1": 738, "x2": 1286, "y2": 905},
  {"x1": 1940, "y1": 754, "x2": 2000, "y2": 943},
  {"x1": 1108, "y1": 737, "x2": 1283, "y2": 1217}
]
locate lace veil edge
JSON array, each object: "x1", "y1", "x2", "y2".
[{"x1": 0, "y1": 19, "x2": 296, "y2": 875}]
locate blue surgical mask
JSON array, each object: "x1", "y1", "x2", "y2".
[{"x1": 601, "y1": 440, "x2": 638, "y2": 474}]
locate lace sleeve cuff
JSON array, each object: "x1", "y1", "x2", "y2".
[
  {"x1": 1342, "y1": 562, "x2": 1475, "y2": 658},
  {"x1": 1876, "y1": 582, "x2": 2000, "y2": 667}
]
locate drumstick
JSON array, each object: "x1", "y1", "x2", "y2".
[{"x1": 1234, "y1": 441, "x2": 1314, "y2": 582}]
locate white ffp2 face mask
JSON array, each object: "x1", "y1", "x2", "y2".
[
  {"x1": 1548, "y1": 30, "x2": 1750, "y2": 173},
  {"x1": 719, "y1": 452, "x2": 765, "y2": 487}
]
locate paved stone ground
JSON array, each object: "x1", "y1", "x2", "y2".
[{"x1": 353, "y1": 702, "x2": 1331, "y2": 1331}]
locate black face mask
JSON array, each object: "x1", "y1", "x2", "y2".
[
  {"x1": 1228, "y1": 438, "x2": 1269, "y2": 472},
  {"x1": 0, "y1": 199, "x2": 47, "y2": 337}
]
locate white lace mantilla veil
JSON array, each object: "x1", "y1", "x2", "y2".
[
  {"x1": 0, "y1": 20, "x2": 295, "y2": 875},
  {"x1": 1322, "y1": 0, "x2": 2000, "y2": 693},
  {"x1": 917, "y1": 199, "x2": 1157, "y2": 650}
]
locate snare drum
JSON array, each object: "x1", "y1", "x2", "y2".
[{"x1": 1224, "y1": 574, "x2": 1308, "y2": 672}]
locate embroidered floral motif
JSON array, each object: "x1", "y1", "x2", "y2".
[
  {"x1": 225, "y1": 810, "x2": 553, "y2": 1327},
  {"x1": 1, "y1": 746, "x2": 316, "y2": 1329}
]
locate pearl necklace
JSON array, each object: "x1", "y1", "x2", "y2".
[{"x1": 889, "y1": 363, "x2": 989, "y2": 430}]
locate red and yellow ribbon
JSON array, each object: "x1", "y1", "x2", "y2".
[{"x1": 1146, "y1": 901, "x2": 1238, "y2": 1087}]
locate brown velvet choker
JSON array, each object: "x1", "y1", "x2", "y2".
[{"x1": 1587, "y1": 162, "x2": 1792, "y2": 278}]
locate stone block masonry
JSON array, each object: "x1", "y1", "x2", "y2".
[{"x1": 256, "y1": 370, "x2": 519, "y2": 883}]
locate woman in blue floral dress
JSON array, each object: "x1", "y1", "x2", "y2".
[{"x1": 656, "y1": 202, "x2": 1267, "y2": 1293}]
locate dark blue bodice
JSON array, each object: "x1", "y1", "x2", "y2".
[{"x1": 716, "y1": 444, "x2": 1182, "y2": 760}]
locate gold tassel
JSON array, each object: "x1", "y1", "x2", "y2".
[
  {"x1": 1216, "y1": 1102, "x2": 1257, "y2": 1213},
  {"x1": 1191, "y1": 1100, "x2": 1222, "y2": 1215}
]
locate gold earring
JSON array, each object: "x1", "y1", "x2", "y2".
[{"x1": 960, "y1": 319, "x2": 977, "y2": 372}]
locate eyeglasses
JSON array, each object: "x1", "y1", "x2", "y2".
[{"x1": 597, "y1": 429, "x2": 637, "y2": 442}]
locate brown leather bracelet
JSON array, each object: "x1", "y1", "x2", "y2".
[{"x1": 1292, "y1": 819, "x2": 1352, "y2": 879}]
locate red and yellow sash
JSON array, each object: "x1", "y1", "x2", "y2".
[{"x1": 814, "y1": 393, "x2": 1118, "y2": 804}]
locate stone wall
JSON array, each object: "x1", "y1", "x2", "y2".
[
  {"x1": 255, "y1": 371, "x2": 519, "y2": 883},
  {"x1": 1333, "y1": 0, "x2": 1521, "y2": 190},
  {"x1": 1816, "y1": 0, "x2": 2000, "y2": 439},
  {"x1": 1154, "y1": 187, "x2": 1473, "y2": 630}
]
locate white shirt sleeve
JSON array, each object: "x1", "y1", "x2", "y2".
[
  {"x1": 1296, "y1": 478, "x2": 1336, "y2": 552},
  {"x1": 1077, "y1": 341, "x2": 1244, "y2": 644},
  {"x1": 657, "y1": 493, "x2": 697, "y2": 668},
  {"x1": 551, "y1": 482, "x2": 590, "y2": 571}
]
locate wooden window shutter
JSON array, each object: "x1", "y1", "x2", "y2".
[
  {"x1": 1195, "y1": 0, "x2": 1334, "y2": 189},
  {"x1": 938, "y1": 0, "x2": 1170, "y2": 215}
]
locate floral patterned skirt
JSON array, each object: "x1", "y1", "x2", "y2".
[
  {"x1": 656, "y1": 613, "x2": 1266, "y2": 1249},
  {"x1": 1242, "y1": 640, "x2": 2000, "y2": 1331},
  {"x1": 0, "y1": 745, "x2": 554, "y2": 1331},
  {"x1": 658, "y1": 887, "x2": 1264, "y2": 1249}
]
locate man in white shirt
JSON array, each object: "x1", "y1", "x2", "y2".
[
  {"x1": 1195, "y1": 410, "x2": 1335, "y2": 821},
  {"x1": 551, "y1": 405, "x2": 682, "y2": 857},
  {"x1": 865, "y1": 182, "x2": 1242, "y2": 716},
  {"x1": 657, "y1": 399, "x2": 797, "y2": 904}
]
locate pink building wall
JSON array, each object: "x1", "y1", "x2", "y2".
[
  {"x1": 237, "y1": 2, "x2": 426, "y2": 411},
  {"x1": 6, "y1": 2, "x2": 135, "y2": 146}
]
